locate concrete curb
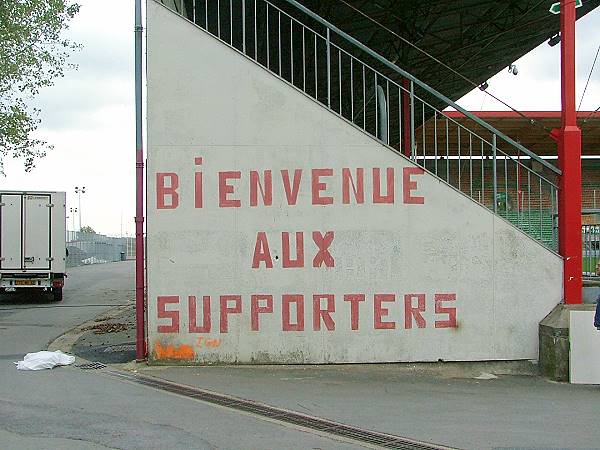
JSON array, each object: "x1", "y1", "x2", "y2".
[{"x1": 47, "y1": 303, "x2": 134, "y2": 356}]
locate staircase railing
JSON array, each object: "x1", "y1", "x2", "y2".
[{"x1": 158, "y1": 0, "x2": 561, "y2": 251}]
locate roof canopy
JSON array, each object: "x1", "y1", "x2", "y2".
[{"x1": 295, "y1": 0, "x2": 600, "y2": 104}]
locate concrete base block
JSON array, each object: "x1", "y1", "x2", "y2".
[
  {"x1": 583, "y1": 278, "x2": 600, "y2": 304},
  {"x1": 539, "y1": 303, "x2": 596, "y2": 381}
]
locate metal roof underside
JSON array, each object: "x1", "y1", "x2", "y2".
[{"x1": 294, "y1": 0, "x2": 600, "y2": 106}]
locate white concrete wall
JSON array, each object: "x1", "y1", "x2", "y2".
[
  {"x1": 570, "y1": 311, "x2": 600, "y2": 384},
  {"x1": 145, "y1": 0, "x2": 563, "y2": 364}
]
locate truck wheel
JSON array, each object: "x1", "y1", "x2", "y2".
[{"x1": 51, "y1": 288, "x2": 63, "y2": 302}]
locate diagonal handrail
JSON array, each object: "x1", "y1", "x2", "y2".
[
  {"x1": 156, "y1": 0, "x2": 560, "y2": 251},
  {"x1": 285, "y1": 0, "x2": 560, "y2": 176}
]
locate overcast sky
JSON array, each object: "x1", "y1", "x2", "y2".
[{"x1": 1, "y1": 0, "x2": 599, "y2": 236}]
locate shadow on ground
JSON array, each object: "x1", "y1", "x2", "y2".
[{"x1": 0, "y1": 290, "x2": 55, "y2": 305}]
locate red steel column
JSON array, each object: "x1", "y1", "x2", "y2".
[
  {"x1": 135, "y1": 0, "x2": 147, "y2": 359},
  {"x1": 558, "y1": 0, "x2": 582, "y2": 304}
]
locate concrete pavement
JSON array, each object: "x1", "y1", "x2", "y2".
[
  {"x1": 137, "y1": 363, "x2": 600, "y2": 449},
  {"x1": 0, "y1": 361, "x2": 366, "y2": 449}
]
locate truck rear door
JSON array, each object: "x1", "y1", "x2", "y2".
[
  {"x1": 0, "y1": 194, "x2": 23, "y2": 269},
  {"x1": 23, "y1": 194, "x2": 51, "y2": 270}
]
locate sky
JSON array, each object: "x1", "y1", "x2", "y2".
[
  {"x1": 456, "y1": 6, "x2": 600, "y2": 112},
  {"x1": 2, "y1": 0, "x2": 135, "y2": 237},
  {"x1": 1, "y1": 0, "x2": 599, "y2": 236}
]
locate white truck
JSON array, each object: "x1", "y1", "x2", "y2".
[{"x1": 0, "y1": 191, "x2": 67, "y2": 301}]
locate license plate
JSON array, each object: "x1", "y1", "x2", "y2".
[{"x1": 15, "y1": 280, "x2": 36, "y2": 286}]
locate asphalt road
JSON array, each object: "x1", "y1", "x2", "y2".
[
  {"x1": 0, "y1": 262, "x2": 365, "y2": 450},
  {"x1": 4, "y1": 262, "x2": 599, "y2": 450}
]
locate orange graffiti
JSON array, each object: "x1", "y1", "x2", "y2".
[
  {"x1": 206, "y1": 339, "x2": 221, "y2": 348},
  {"x1": 196, "y1": 336, "x2": 222, "y2": 348},
  {"x1": 154, "y1": 341, "x2": 195, "y2": 360}
]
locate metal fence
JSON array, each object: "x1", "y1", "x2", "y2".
[
  {"x1": 583, "y1": 224, "x2": 600, "y2": 277},
  {"x1": 66, "y1": 231, "x2": 134, "y2": 267},
  {"x1": 125, "y1": 236, "x2": 136, "y2": 260},
  {"x1": 583, "y1": 188, "x2": 600, "y2": 210},
  {"x1": 158, "y1": 0, "x2": 561, "y2": 251}
]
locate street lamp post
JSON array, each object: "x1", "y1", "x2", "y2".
[
  {"x1": 74, "y1": 186, "x2": 86, "y2": 231},
  {"x1": 69, "y1": 207, "x2": 78, "y2": 233}
]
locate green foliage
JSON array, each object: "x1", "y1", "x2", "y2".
[
  {"x1": 0, "y1": 0, "x2": 80, "y2": 174},
  {"x1": 80, "y1": 225, "x2": 95, "y2": 234}
]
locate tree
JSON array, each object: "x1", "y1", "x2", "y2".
[
  {"x1": 80, "y1": 225, "x2": 96, "y2": 234},
  {"x1": 0, "y1": 0, "x2": 80, "y2": 174}
]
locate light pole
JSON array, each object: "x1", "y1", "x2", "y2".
[
  {"x1": 74, "y1": 186, "x2": 86, "y2": 231},
  {"x1": 69, "y1": 207, "x2": 78, "y2": 233}
]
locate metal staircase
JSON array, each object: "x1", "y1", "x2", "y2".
[{"x1": 157, "y1": 0, "x2": 561, "y2": 251}]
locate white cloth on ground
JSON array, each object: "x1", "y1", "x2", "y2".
[{"x1": 14, "y1": 350, "x2": 75, "y2": 371}]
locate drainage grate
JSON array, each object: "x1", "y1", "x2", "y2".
[
  {"x1": 76, "y1": 362, "x2": 107, "y2": 370},
  {"x1": 103, "y1": 344, "x2": 136, "y2": 353},
  {"x1": 107, "y1": 371, "x2": 456, "y2": 450}
]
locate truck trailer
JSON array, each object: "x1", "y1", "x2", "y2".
[{"x1": 0, "y1": 191, "x2": 67, "y2": 301}]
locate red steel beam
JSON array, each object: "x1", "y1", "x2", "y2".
[
  {"x1": 558, "y1": 0, "x2": 582, "y2": 304},
  {"x1": 444, "y1": 111, "x2": 597, "y2": 119}
]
